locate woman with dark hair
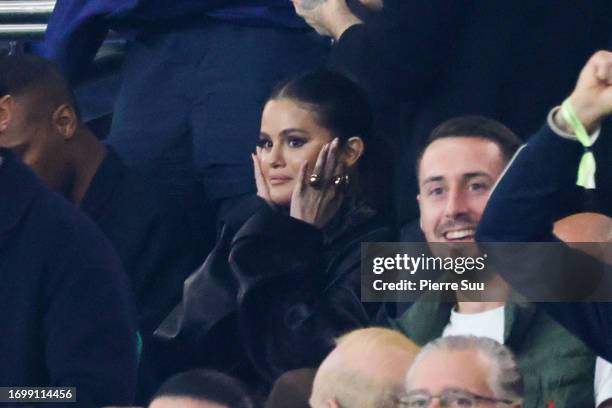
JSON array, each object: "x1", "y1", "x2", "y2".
[{"x1": 155, "y1": 70, "x2": 395, "y2": 389}]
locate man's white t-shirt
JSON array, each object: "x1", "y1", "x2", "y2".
[
  {"x1": 441, "y1": 305, "x2": 505, "y2": 344},
  {"x1": 595, "y1": 357, "x2": 612, "y2": 407}
]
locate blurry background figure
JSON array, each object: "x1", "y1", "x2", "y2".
[
  {"x1": 265, "y1": 369, "x2": 316, "y2": 408},
  {"x1": 0, "y1": 54, "x2": 207, "y2": 399},
  {"x1": 404, "y1": 335, "x2": 523, "y2": 408},
  {"x1": 309, "y1": 328, "x2": 419, "y2": 408},
  {"x1": 293, "y1": 0, "x2": 612, "y2": 223},
  {"x1": 39, "y1": 0, "x2": 330, "y2": 236},
  {"x1": 149, "y1": 370, "x2": 259, "y2": 408},
  {"x1": 554, "y1": 212, "x2": 612, "y2": 264}
]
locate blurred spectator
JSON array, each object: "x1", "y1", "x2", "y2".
[
  {"x1": 0, "y1": 54, "x2": 208, "y2": 398},
  {"x1": 392, "y1": 116, "x2": 598, "y2": 406},
  {"x1": 477, "y1": 50, "x2": 612, "y2": 407},
  {"x1": 554, "y1": 212, "x2": 612, "y2": 267},
  {"x1": 149, "y1": 370, "x2": 258, "y2": 408},
  {"x1": 40, "y1": 0, "x2": 329, "y2": 234},
  {"x1": 265, "y1": 368, "x2": 316, "y2": 408},
  {"x1": 403, "y1": 336, "x2": 523, "y2": 408},
  {"x1": 154, "y1": 70, "x2": 395, "y2": 388},
  {"x1": 0, "y1": 149, "x2": 137, "y2": 406},
  {"x1": 293, "y1": 0, "x2": 612, "y2": 222},
  {"x1": 309, "y1": 327, "x2": 419, "y2": 408}
]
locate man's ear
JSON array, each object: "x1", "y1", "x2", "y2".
[
  {"x1": 341, "y1": 136, "x2": 364, "y2": 167},
  {"x1": 52, "y1": 104, "x2": 78, "y2": 140},
  {"x1": 0, "y1": 95, "x2": 14, "y2": 132}
]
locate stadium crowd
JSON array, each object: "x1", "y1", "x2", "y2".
[{"x1": 0, "y1": 0, "x2": 610, "y2": 406}]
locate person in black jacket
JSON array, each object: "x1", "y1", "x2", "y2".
[
  {"x1": 476, "y1": 50, "x2": 612, "y2": 362},
  {"x1": 155, "y1": 70, "x2": 396, "y2": 388},
  {"x1": 0, "y1": 149, "x2": 138, "y2": 406},
  {"x1": 293, "y1": 0, "x2": 612, "y2": 223}
]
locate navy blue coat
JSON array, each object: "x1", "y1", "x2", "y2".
[
  {"x1": 0, "y1": 149, "x2": 138, "y2": 405},
  {"x1": 476, "y1": 124, "x2": 612, "y2": 362},
  {"x1": 40, "y1": 0, "x2": 306, "y2": 80}
]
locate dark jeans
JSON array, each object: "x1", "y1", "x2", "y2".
[{"x1": 107, "y1": 21, "x2": 329, "y2": 224}]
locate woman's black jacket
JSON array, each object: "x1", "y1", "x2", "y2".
[{"x1": 154, "y1": 196, "x2": 396, "y2": 385}]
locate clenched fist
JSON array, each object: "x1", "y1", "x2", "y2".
[{"x1": 567, "y1": 50, "x2": 612, "y2": 132}]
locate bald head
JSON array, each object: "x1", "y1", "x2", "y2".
[
  {"x1": 554, "y1": 212, "x2": 612, "y2": 264},
  {"x1": 554, "y1": 212, "x2": 612, "y2": 243},
  {"x1": 310, "y1": 328, "x2": 419, "y2": 408}
]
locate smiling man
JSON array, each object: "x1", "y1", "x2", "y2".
[
  {"x1": 393, "y1": 116, "x2": 598, "y2": 407},
  {"x1": 415, "y1": 116, "x2": 520, "y2": 244}
]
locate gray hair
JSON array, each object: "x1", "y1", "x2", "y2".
[{"x1": 405, "y1": 335, "x2": 524, "y2": 404}]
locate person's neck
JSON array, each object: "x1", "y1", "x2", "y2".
[
  {"x1": 68, "y1": 127, "x2": 107, "y2": 204},
  {"x1": 455, "y1": 301, "x2": 505, "y2": 314}
]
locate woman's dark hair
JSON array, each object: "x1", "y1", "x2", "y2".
[
  {"x1": 268, "y1": 69, "x2": 394, "y2": 212},
  {"x1": 151, "y1": 369, "x2": 258, "y2": 408}
]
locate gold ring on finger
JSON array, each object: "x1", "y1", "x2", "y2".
[
  {"x1": 332, "y1": 174, "x2": 349, "y2": 187},
  {"x1": 309, "y1": 173, "x2": 322, "y2": 188}
]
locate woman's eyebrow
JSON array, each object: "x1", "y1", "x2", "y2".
[{"x1": 279, "y1": 128, "x2": 309, "y2": 137}]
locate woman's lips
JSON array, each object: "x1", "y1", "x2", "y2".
[{"x1": 269, "y1": 176, "x2": 292, "y2": 185}]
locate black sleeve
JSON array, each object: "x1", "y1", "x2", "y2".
[
  {"x1": 230, "y1": 208, "x2": 381, "y2": 382},
  {"x1": 476, "y1": 124, "x2": 612, "y2": 362},
  {"x1": 329, "y1": 0, "x2": 467, "y2": 115},
  {"x1": 477, "y1": 124, "x2": 585, "y2": 243}
]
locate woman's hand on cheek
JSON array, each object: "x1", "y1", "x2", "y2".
[
  {"x1": 252, "y1": 148, "x2": 274, "y2": 207},
  {"x1": 290, "y1": 138, "x2": 345, "y2": 229}
]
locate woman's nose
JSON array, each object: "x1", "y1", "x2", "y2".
[{"x1": 267, "y1": 144, "x2": 285, "y2": 167}]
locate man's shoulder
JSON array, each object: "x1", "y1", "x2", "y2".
[
  {"x1": 509, "y1": 302, "x2": 595, "y2": 359},
  {"x1": 1, "y1": 163, "x2": 124, "y2": 295},
  {"x1": 4, "y1": 154, "x2": 105, "y2": 250}
]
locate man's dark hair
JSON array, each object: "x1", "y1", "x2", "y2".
[
  {"x1": 0, "y1": 54, "x2": 79, "y2": 120},
  {"x1": 151, "y1": 369, "x2": 258, "y2": 408},
  {"x1": 416, "y1": 116, "x2": 523, "y2": 176}
]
